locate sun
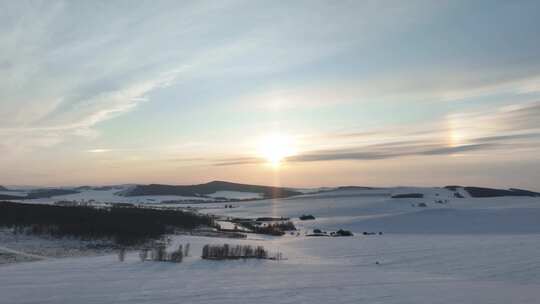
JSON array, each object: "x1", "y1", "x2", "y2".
[{"x1": 257, "y1": 133, "x2": 297, "y2": 168}]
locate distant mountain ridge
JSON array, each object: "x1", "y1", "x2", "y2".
[
  {"x1": 0, "y1": 194, "x2": 23, "y2": 200},
  {"x1": 335, "y1": 186, "x2": 375, "y2": 191},
  {"x1": 2, "y1": 182, "x2": 539, "y2": 201},
  {"x1": 0, "y1": 188, "x2": 80, "y2": 200},
  {"x1": 445, "y1": 186, "x2": 540, "y2": 197},
  {"x1": 26, "y1": 189, "x2": 80, "y2": 199},
  {"x1": 75, "y1": 186, "x2": 121, "y2": 191},
  {"x1": 464, "y1": 187, "x2": 540, "y2": 198},
  {"x1": 0, "y1": 185, "x2": 24, "y2": 200},
  {"x1": 119, "y1": 181, "x2": 303, "y2": 199}
]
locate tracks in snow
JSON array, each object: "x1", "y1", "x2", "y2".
[{"x1": 0, "y1": 246, "x2": 50, "y2": 260}]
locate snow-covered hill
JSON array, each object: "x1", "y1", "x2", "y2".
[
  {"x1": 204, "y1": 186, "x2": 540, "y2": 234},
  {"x1": 1, "y1": 185, "x2": 540, "y2": 303}
]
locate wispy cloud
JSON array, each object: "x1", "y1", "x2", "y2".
[
  {"x1": 235, "y1": 71, "x2": 540, "y2": 112},
  {"x1": 214, "y1": 157, "x2": 265, "y2": 167},
  {"x1": 216, "y1": 101, "x2": 540, "y2": 166},
  {"x1": 0, "y1": 1, "x2": 378, "y2": 157}
]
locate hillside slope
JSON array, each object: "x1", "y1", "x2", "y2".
[{"x1": 119, "y1": 181, "x2": 302, "y2": 199}]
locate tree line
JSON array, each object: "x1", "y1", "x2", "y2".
[
  {"x1": 235, "y1": 221, "x2": 296, "y2": 236},
  {"x1": 0, "y1": 201, "x2": 214, "y2": 245}
]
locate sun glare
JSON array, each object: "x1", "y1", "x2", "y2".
[
  {"x1": 257, "y1": 133, "x2": 297, "y2": 168},
  {"x1": 447, "y1": 115, "x2": 467, "y2": 148}
]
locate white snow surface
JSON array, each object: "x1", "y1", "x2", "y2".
[
  {"x1": 1, "y1": 187, "x2": 540, "y2": 303},
  {"x1": 12, "y1": 188, "x2": 268, "y2": 205},
  {"x1": 15, "y1": 189, "x2": 213, "y2": 205}
]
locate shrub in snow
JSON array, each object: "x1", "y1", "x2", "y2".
[
  {"x1": 307, "y1": 229, "x2": 329, "y2": 237},
  {"x1": 299, "y1": 214, "x2": 316, "y2": 220},
  {"x1": 333, "y1": 229, "x2": 353, "y2": 237}
]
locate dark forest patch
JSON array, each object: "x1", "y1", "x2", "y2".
[{"x1": 0, "y1": 201, "x2": 213, "y2": 245}]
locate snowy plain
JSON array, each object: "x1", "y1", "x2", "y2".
[{"x1": 1, "y1": 187, "x2": 540, "y2": 303}]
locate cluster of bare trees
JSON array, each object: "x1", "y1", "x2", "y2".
[
  {"x1": 201, "y1": 244, "x2": 268, "y2": 260},
  {"x1": 134, "y1": 242, "x2": 191, "y2": 263},
  {"x1": 119, "y1": 242, "x2": 282, "y2": 263}
]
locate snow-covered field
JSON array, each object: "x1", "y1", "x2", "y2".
[
  {"x1": 204, "y1": 187, "x2": 540, "y2": 234},
  {"x1": 14, "y1": 188, "x2": 212, "y2": 205},
  {"x1": 0, "y1": 228, "x2": 120, "y2": 264},
  {"x1": 4, "y1": 188, "x2": 265, "y2": 205},
  {"x1": 206, "y1": 190, "x2": 263, "y2": 200},
  {"x1": 1, "y1": 187, "x2": 540, "y2": 303},
  {"x1": 0, "y1": 190, "x2": 26, "y2": 197}
]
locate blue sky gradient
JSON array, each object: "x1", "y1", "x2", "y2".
[{"x1": 1, "y1": 0, "x2": 540, "y2": 189}]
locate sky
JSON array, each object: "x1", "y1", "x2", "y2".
[{"x1": 1, "y1": 0, "x2": 540, "y2": 190}]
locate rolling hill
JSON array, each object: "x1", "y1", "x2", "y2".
[{"x1": 118, "y1": 180, "x2": 302, "y2": 199}]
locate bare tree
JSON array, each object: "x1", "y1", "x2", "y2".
[
  {"x1": 184, "y1": 243, "x2": 190, "y2": 257},
  {"x1": 118, "y1": 248, "x2": 126, "y2": 262},
  {"x1": 153, "y1": 244, "x2": 166, "y2": 261},
  {"x1": 170, "y1": 244, "x2": 183, "y2": 263},
  {"x1": 202, "y1": 244, "x2": 209, "y2": 259},
  {"x1": 139, "y1": 249, "x2": 148, "y2": 262}
]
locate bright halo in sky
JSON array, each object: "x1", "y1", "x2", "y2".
[{"x1": 257, "y1": 133, "x2": 297, "y2": 168}]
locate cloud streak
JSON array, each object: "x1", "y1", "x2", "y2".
[{"x1": 215, "y1": 101, "x2": 540, "y2": 166}]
